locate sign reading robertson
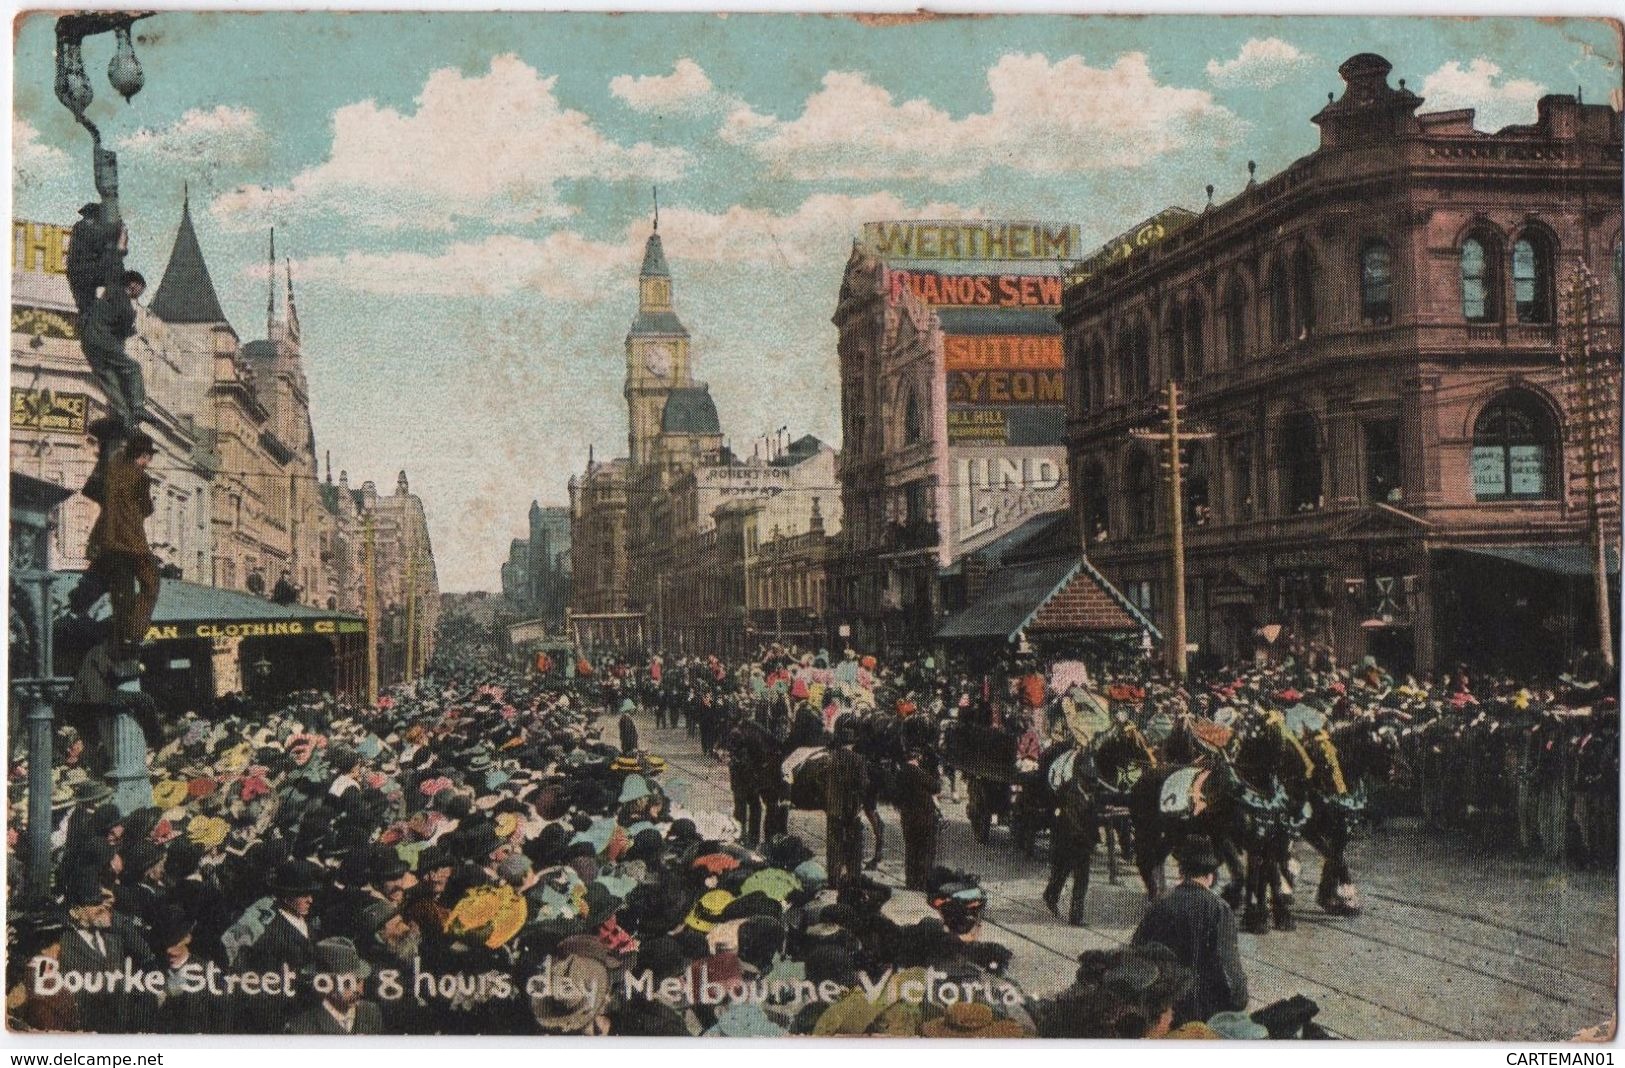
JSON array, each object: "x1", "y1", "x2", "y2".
[{"x1": 863, "y1": 221, "x2": 1080, "y2": 262}]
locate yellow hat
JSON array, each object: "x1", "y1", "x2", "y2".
[
  {"x1": 494, "y1": 812, "x2": 520, "y2": 841},
  {"x1": 684, "y1": 889, "x2": 735, "y2": 933},
  {"x1": 153, "y1": 778, "x2": 190, "y2": 809},
  {"x1": 217, "y1": 743, "x2": 252, "y2": 774},
  {"x1": 187, "y1": 815, "x2": 229, "y2": 849}
]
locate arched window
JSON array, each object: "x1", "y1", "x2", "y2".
[
  {"x1": 1228, "y1": 437, "x2": 1254, "y2": 520},
  {"x1": 1292, "y1": 248, "x2": 1316, "y2": 338},
  {"x1": 1513, "y1": 231, "x2": 1555, "y2": 324},
  {"x1": 1268, "y1": 260, "x2": 1292, "y2": 344},
  {"x1": 1183, "y1": 444, "x2": 1212, "y2": 526},
  {"x1": 902, "y1": 387, "x2": 922, "y2": 445},
  {"x1": 1460, "y1": 234, "x2": 1498, "y2": 322},
  {"x1": 1360, "y1": 241, "x2": 1393, "y2": 324},
  {"x1": 1082, "y1": 459, "x2": 1111, "y2": 542},
  {"x1": 1279, "y1": 410, "x2": 1323, "y2": 513},
  {"x1": 1133, "y1": 322, "x2": 1152, "y2": 396},
  {"x1": 1472, "y1": 391, "x2": 1557, "y2": 500},
  {"x1": 1116, "y1": 331, "x2": 1134, "y2": 401},
  {"x1": 1223, "y1": 281, "x2": 1248, "y2": 365},
  {"x1": 1089, "y1": 340, "x2": 1106, "y2": 410},
  {"x1": 1184, "y1": 299, "x2": 1206, "y2": 378},
  {"x1": 1164, "y1": 304, "x2": 1186, "y2": 383},
  {"x1": 1069, "y1": 337, "x2": 1091, "y2": 415},
  {"x1": 1126, "y1": 450, "x2": 1156, "y2": 536}
]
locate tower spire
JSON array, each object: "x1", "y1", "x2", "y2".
[
  {"x1": 266, "y1": 226, "x2": 278, "y2": 340},
  {"x1": 285, "y1": 256, "x2": 301, "y2": 343},
  {"x1": 652, "y1": 185, "x2": 659, "y2": 232}
]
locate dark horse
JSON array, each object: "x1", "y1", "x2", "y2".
[
  {"x1": 1033, "y1": 727, "x2": 1150, "y2": 925},
  {"x1": 1298, "y1": 718, "x2": 1407, "y2": 915},
  {"x1": 724, "y1": 708, "x2": 891, "y2": 867},
  {"x1": 1129, "y1": 754, "x2": 1255, "y2": 908}
]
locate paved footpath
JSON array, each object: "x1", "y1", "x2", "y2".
[{"x1": 644, "y1": 714, "x2": 1617, "y2": 1041}]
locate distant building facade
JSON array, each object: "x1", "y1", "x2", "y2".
[{"x1": 10, "y1": 193, "x2": 441, "y2": 687}]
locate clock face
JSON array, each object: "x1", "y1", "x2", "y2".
[{"x1": 644, "y1": 342, "x2": 673, "y2": 378}]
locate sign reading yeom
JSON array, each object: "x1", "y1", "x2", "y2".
[
  {"x1": 862, "y1": 221, "x2": 1080, "y2": 262},
  {"x1": 953, "y1": 448, "x2": 1067, "y2": 547}
]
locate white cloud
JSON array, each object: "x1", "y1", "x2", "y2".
[
  {"x1": 650, "y1": 192, "x2": 981, "y2": 267},
  {"x1": 118, "y1": 105, "x2": 268, "y2": 168},
  {"x1": 1419, "y1": 58, "x2": 1546, "y2": 132},
  {"x1": 1206, "y1": 38, "x2": 1317, "y2": 89},
  {"x1": 610, "y1": 59, "x2": 730, "y2": 114},
  {"x1": 266, "y1": 231, "x2": 637, "y2": 300},
  {"x1": 209, "y1": 54, "x2": 689, "y2": 233},
  {"x1": 13, "y1": 117, "x2": 69, "y2": 189},
  {"x1": 721, "y1": 52, "x2": 1242, "y2": 181},
  {"x1": 276, "y1": 191, "x2": 977, "y2": 299}
]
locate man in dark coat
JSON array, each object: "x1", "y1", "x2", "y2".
[
  {"x1": 84, "y1": 431, "x2": 159, "y2": 656},
  {"x1": 1130, "y1": 838, "x2": 1249, "y2": 1026},
  {"x1": 286, "y1": 938, "x2": 383, "y2": 1035},
  {"x1": 66, "y1": 202, "x2": 121, "y2": 324},
  {"x1": 81, "y1": 253, "x2": 147, "y2": 435},
  {"x1": 57, "y1": 879, "x2": 157, "y2": 1032},
  {"x1": 894, "y1": 746, "x2": 939, "y2": 891},
  {"x1": 243, "y1": 859, "x2": 324, "y2": 1030},
  {"x1": 822, "y1": 722, "x2": 869, "y2": 889}
]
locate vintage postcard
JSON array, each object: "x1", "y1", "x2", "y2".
[{"x1": 7, "y1": 9, "x2": 1621, "y2": 1043}]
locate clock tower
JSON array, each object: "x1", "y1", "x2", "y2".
[{"x1": 625, "y1": 226, "x2": 692, "y2": 469}]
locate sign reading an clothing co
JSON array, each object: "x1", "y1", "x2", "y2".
[
  {"x1": 11, "y1": 387, "x2": 88, "y2": 434},
  {"x1": 142, "y1": 618, "x2": 368, "y2": 642}
]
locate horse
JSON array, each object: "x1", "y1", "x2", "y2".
[
  {"x1": 1031, "y1": 726, "x2": 1149, "y2": 925},
  {"x1": 723, "y1": 706, "x2": 890, "y2": 868},
  {"x1": 724, "y1": 714, "x2": 789, "y2": 847},
  {"x1": 1127, "y1": 754, "x2": 1253, "y2": 908},
  {"x1": 1297, "y1": 717, "x2": 1407, "y2": 915}
]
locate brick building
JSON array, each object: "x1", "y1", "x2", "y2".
[{"x1": 1059, "y1": 54, "x2": 1622, "y2": 674}]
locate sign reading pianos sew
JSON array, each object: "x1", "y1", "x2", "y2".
[{"x1": 861, "y1": 220, "x2": 1081, "y2": 261}]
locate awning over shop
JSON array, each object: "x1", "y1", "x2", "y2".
[
  {"x1": 61, "y1": 574, "x2": 366, "y2": 643},
  {"x1": 1449, "y1": 545, "x2": 1620, "y2": 578},
  {"x1": 937, "y1": 555, "x2": 1159, "y2": 642}
]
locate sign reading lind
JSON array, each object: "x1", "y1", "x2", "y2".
[{"x1": 862, "y1": 221, "x2": 1080, "y2": 262}]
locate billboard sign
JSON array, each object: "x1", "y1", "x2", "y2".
[
  {"x1": 951, "y1": 448, "x2": 1068, "y2": 549},
  {"x1": 11, "y1": 387, "x2": 88, "y2": 435},
  {"x1": 862, "y1": 220, "x2": 1080, "y2": 262}
]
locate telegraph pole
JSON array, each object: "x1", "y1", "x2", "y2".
[
  {"x1": 404, "y1": 549, "x2": 418, "y2": 684},
  {"x1": 1167, "y1": 381, "x2": 1188, "y2": 679},
  {"x1": 1561, "y1": 264, "x2": 1620, "y2": 671},
  {"x1": 1131, "y1": 380, "x2": 1213, "y2": 680},
  {"x1": 364, "y1": 513, "x2": 379, "y2": 704}
]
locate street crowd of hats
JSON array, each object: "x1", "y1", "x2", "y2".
[{"x1": 6, "y1": 620, "x2": 1615, "y2": 1037}]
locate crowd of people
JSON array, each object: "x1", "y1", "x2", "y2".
[{"x1": 5, "y1": 620, "x2": 1614, "y2": 1038}]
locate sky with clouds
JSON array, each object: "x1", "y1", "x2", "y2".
[{"x1": 11, "y1": 13, "x2": 1620, "y2": 590}]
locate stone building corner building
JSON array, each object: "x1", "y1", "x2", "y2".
[{"x1": 1060, "y1": 53, "x2": 1622, "y2": 675}]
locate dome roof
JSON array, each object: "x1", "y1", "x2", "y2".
[{"x1": 661, "y1": 386, "x2": 721, "y2": 435}]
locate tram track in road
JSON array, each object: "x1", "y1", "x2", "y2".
[{"x1": 648, "y1": 722, "x2": 1611, "y2": 1041}]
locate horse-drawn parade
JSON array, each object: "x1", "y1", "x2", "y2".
[{"x1": 14, "y1": 613, "x2": 1612, "y2": 1039}]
